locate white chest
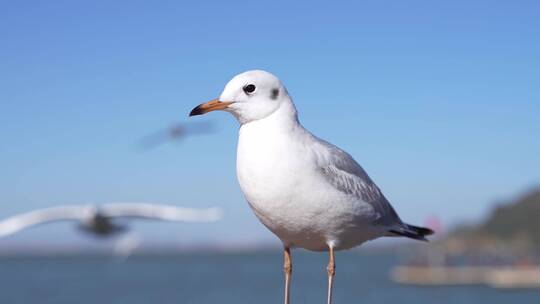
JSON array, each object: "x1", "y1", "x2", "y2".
[{"x1": 236, "y1": 123, "x2": 308, "y2": 208}]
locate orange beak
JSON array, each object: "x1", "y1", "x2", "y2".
[{"x1": 189, "y1": 99, "x2": 234, "y2": 116}]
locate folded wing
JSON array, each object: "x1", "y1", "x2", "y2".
[{"x1": 315, "y1": 140, "x2": 402, "y2": 227}]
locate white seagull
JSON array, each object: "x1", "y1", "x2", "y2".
[
  {"x1": 189, "y1": 70, "x2": 433, "y2": 304},
  {"x1": 0, "y1": 203, "x2": 222, "y2": 238}
]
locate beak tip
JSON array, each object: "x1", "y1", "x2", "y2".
[{"x1": 189, "y1": 106, "x2": 204, "y2": 117}]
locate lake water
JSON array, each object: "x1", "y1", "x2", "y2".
[{"x1": 0, "y1": 251, "x2": 538, "y2": 304}]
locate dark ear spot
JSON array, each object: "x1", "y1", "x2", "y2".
[{"x1": 270, "y1": 88, "x2": 279, "y2": 100}]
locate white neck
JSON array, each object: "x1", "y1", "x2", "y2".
[{"x1": 240, "y1": 98, "x2": 300, "y2": 131}]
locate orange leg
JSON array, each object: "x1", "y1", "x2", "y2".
[
  {"x1": 326, "y1": 246, "x2": 335, "y2": 304},
  {"x1": 283, "y1": 246, "x2": 292, "y2": 304}
]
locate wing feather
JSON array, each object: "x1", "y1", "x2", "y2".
[
  {"x1": 315, "y1": 139, "x2": 401, "y2": 226},
  {"x1": 99, "y1": 203, "x2": 222, "y2": 222},
  {"x1": 0, "y1": 206, "x2": 86, "y2": 237}
]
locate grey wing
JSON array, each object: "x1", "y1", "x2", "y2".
[
  {"x1": 99, "y1": 203, "x2": 223, "y2": 222},
  {"x1": 317, "y1": 142, "x2": 402, "y2": 226},
  {"x1": 0, "y1": 206, "x2": 87, "y2": 237}
]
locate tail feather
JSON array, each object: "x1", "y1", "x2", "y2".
[{"x1": 388, "y1": 223, "x2": 434, "y2": 242}]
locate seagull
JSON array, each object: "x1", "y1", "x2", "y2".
[
  {"x1": 139, "y1": 121, "x2": 214, "y2": 150},
  {"x1": 0, "y1": 203, "x2": 222, "y2": 238},
  {"x1": 189, "y1": 70, "x2": 433, "y2": 304}
]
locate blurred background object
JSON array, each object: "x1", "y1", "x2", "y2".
[
  {"x1": 393, "y1": 187, "x2": 540, "y2": 288},
  {"x1": 0, "y1": 203, "x2": 222, "y2": 238},
  {"x1": 0, "y1": 0, "x2": 539, "y2": 303},
  {"x1": 139, "y1": 121, "x2": 214, "y2": 150}
]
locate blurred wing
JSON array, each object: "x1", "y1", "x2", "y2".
[
  {"x1": 0, "y1": 206, "x2": 87, "y2": 237},
  {"x1": 139, "y1": 121, "x2": 214, "y2": 150},
  {"x1": 316, "y1": 140, "x2": 401, "y2": 226},
  {"x1": 100, "y1": 203, "x2": 223, "y2": 222},
  {"x1": 139, "y1": 125, "x2": 186, "y2": 149}
]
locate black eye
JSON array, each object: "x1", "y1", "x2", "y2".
[{"x1": 243, "y1": 84, "x2": 256, "y2": 94}]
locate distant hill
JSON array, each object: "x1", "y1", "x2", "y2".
[
  {"x1": 481, "y1": 188, "x2": 540, "y2": 245},
  {"x1": 448, "y1": 188, "x2": 540, "y2": 251}
]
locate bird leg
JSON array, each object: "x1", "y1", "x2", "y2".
[
  {"x1": 283, "y1": 246, "x2": 292, "y2": 304},
  {"x1": 326, "y1": 246, "x2": 335, "y2": 304}
]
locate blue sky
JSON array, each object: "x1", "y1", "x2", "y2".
[{"x1": 0, "y1": 1, "x2": 539, "y2": 248}]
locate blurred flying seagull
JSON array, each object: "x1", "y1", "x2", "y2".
[
  {"x1": 139, "y1": 121, "x2": 214, "y2": 149},
  {"x1": 189, "y1": 70, "x2": 433, "y2": 304},
  {"x1": 0, "y1": 203, "x2": 223, "y2": 238}
]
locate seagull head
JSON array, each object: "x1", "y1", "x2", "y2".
[{"x1": 189, "y1": 70, "x2": 296, "y2": 124}]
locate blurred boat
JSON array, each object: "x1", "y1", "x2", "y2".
[
  {"x1": 392, "y1": 261, "x2": 540, "y2": 288},
  {"x1": 487, "y1": 268, "x2": 540, "y2": 289}
]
